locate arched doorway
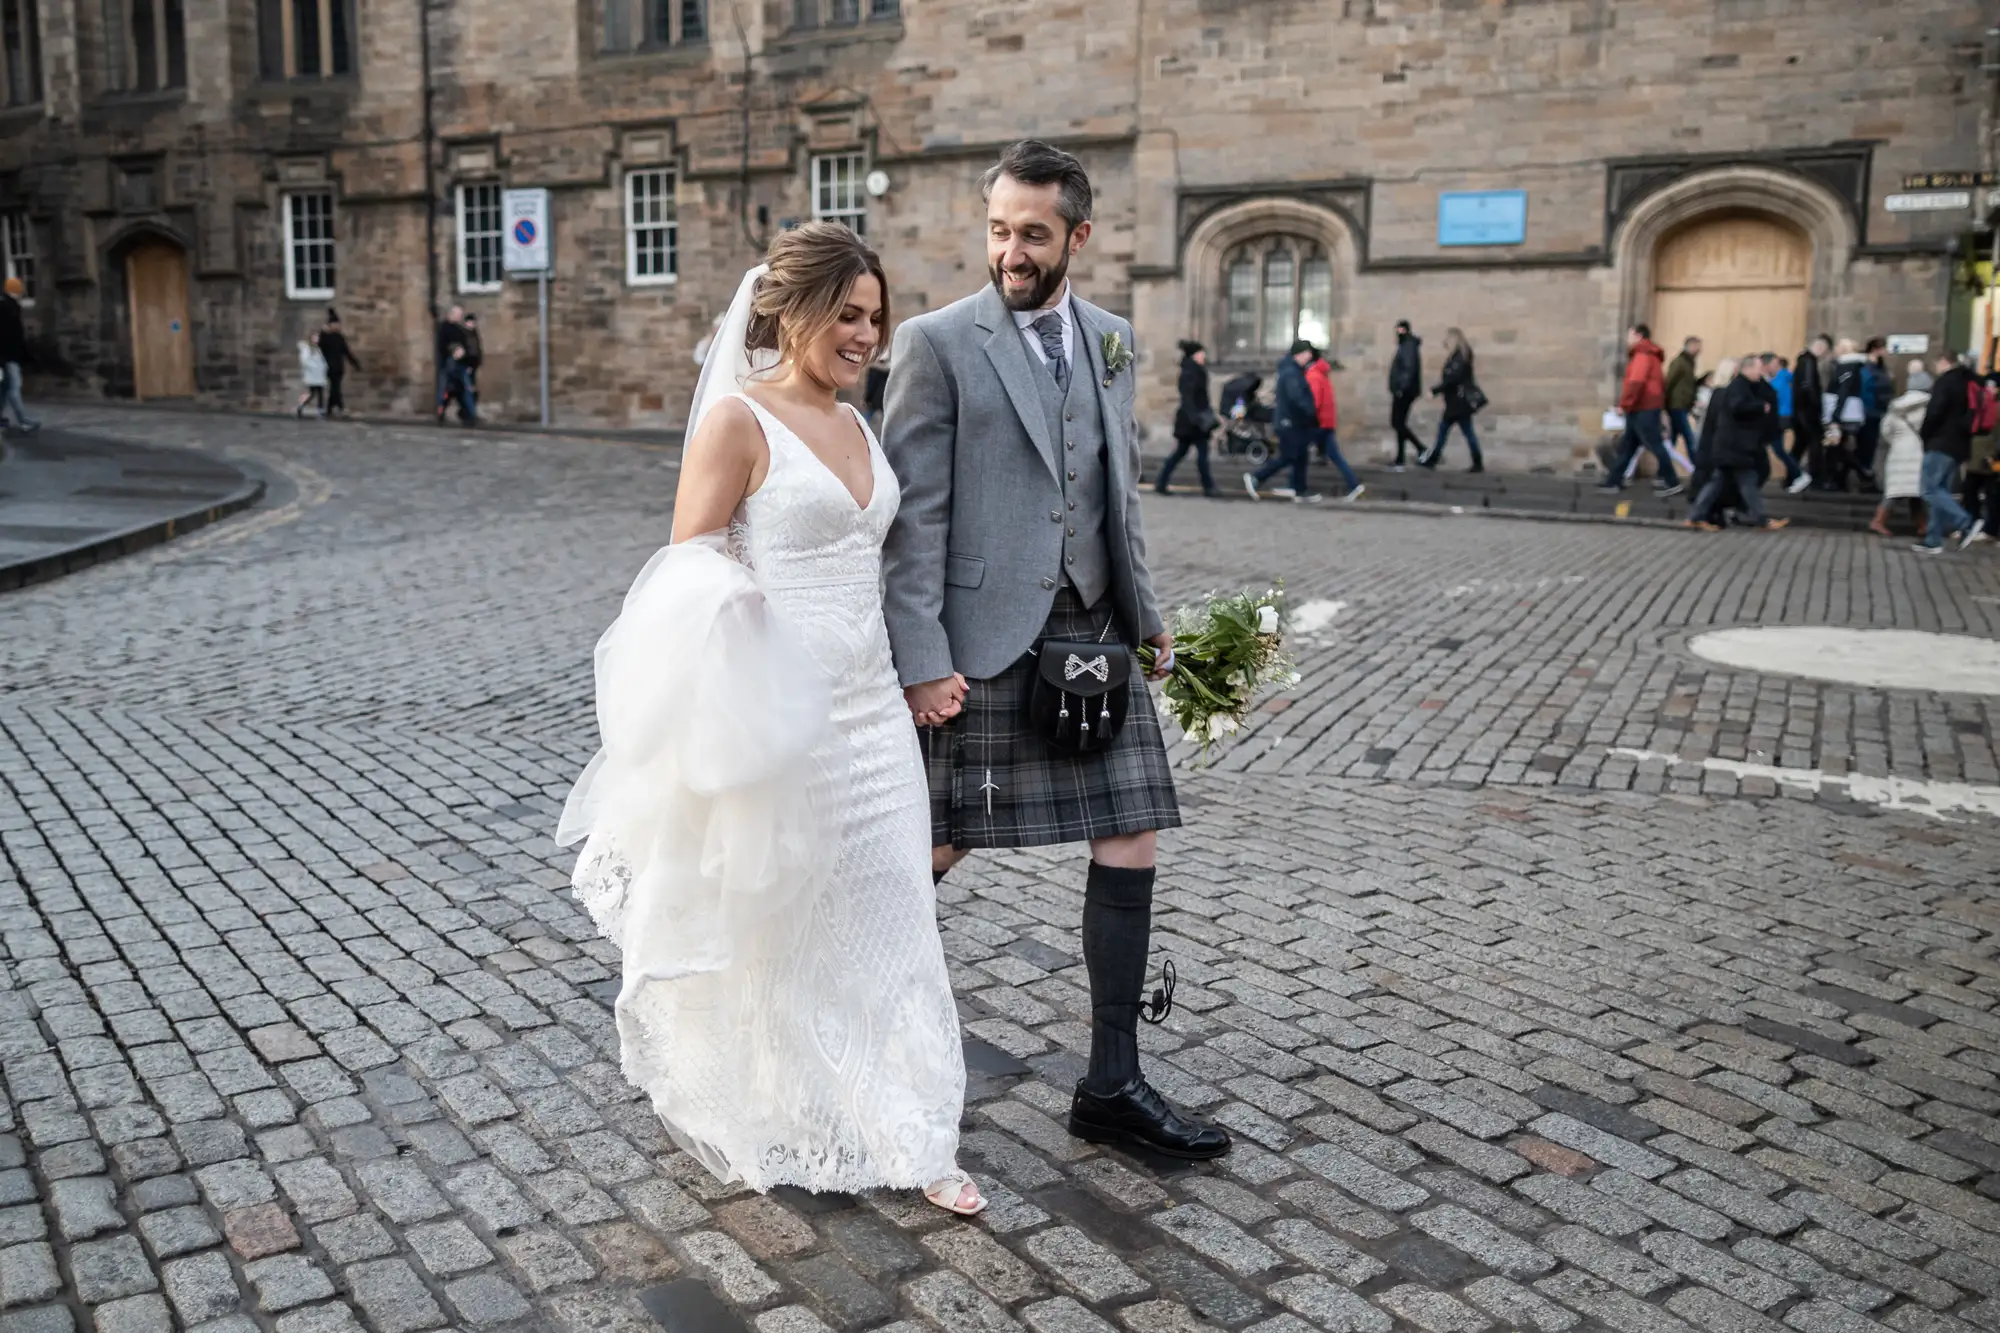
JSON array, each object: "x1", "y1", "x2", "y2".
[
  {"x1": 1650, "y1": 213, "x2": 1811, "y2": 370},
  {"x1": 126, "y1": 238, "x2": 194, "y2": 398}
]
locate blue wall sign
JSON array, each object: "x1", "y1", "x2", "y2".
[
  {"x1": 512, "y1": 218, "x2": 538, "y2": 247},
  {"x1": 1437, "y1": 190, "x2": 1528, "y2": 247}
]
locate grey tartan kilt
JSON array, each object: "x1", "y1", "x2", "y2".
[{"x1": 925, "y1": 587, "x2": 1182, "y2": 849}]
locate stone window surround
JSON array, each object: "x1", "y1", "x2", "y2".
[{"x1": 1182, "y1": 197, "x2": 1357, "y2": 374}]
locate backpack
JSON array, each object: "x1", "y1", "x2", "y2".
[{"x1": 1969, "y1": 378, "x2": 1999, "y2": 437}]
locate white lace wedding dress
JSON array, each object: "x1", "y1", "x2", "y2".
[{"x1": 558, "y1": 392, "x2": 965, "y2": 1194}]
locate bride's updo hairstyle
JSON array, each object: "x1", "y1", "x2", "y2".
[{"x1": 745, "y1": 221, "x2": 888, "y2": 370}]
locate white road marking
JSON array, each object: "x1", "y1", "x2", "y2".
[
  {"x1": 1610, "y1": 748, "x2": 2000, "y2": 821},
  {"x1": 1688, "y1": 626, "x2": 2000, "y2": 696}
]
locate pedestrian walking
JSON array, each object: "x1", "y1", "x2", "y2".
[
  {"x1": 1157, "y1": 340, "x2": 1220, "y2": 496},
  {"x1": 1757, "y1": 353, "x2": 1805, "y2": 490},
  {"x1": 1870, "y1": 382, "x2": 1928, "y2": 537},
  {"x1": 1686, "y1": 354, "x2": 1787, "y2": 532},
  {"x1": 1858, "y1": 336, "x2": 1891, "y2": 486},
  {"x1": 1769, "y1": 352, "x2": 1795, "y2": 459},
  {"x1": 1598, "y1": 324, "x2": 1680, "y2": 494},
  {"x1": 295, "y1": 332, "x2": 328, "y2": 418},
  {"x1": 1911, "y1": 351, "x2": 1978, "y2": 554},
  {"x1": 1244, "y1": 340, "x2": 1324, "y2": 502},
  {"x1": 1419, "y1": 328, "x2": 1484, "y2": 471},
  {"x1": 1665, "y1": 335, "x2": 1702, "y2": 462},
  {"x1": 1792, "y1": 333, "x2": 1828, "y2": 491},
  {"x1": 440, "y1": 345, "x2": 477, "y2": 426},
  {"x1": 1965, "y1": 370, "x2": 2000, "y2": 542},
  {"x1": 1306, "y1": 348, "x2": 1363, "y2": 500},
  {"x1": 1823, "y1": 338, "x2": 1873, "y2": 492},
  {"x1": 435, "y1": 304, "x2": 468, "y2": 423},
  {"x1": 1386, "y1": 319, "x2": 1423, "y2": 469},
  {"x1": 318, "y1": 310, "x2": 360, "y2": 418},
  {"x1": 462, "y1": 313, "x2": 485, "y2": 390},
  {"x1": 0, "y1": 276, "x2": 38, "y2": 435}
]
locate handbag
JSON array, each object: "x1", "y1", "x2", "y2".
[
  {"x1": 1027, "y1": 626, "x2": 1132, "y2": 756},
  {"x1": 1462, "y1": 382, "x2": 1490, "y2": 414}
]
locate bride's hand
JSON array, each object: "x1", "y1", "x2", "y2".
[{"x1": 906, "y1": 674, "x2": 967, "y2": 727}]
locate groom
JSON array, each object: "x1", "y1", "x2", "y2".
[{"x1": 881, "y1": 141, "x2": 1229, "y2": 1160}]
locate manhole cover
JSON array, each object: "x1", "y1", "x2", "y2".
[{"x1": 1688, "y1": 627, "x2": 2000, "y2": 696}]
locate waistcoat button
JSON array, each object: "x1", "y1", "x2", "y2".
[{"x1": 1041, "y1": 577, "x2": 1056, "y2": 589}]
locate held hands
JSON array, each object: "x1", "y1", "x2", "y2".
[
  {"x1": 1145, "y1": 633, "x2": 1175, "y2": 682},
  {"x1": 906, "y1": 674, "x2": 969, "y2": 728}
]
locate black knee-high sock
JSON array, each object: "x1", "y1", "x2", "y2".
[{"x1": 1082, "y1": 862, "x2": 1155, "y2": 1095}]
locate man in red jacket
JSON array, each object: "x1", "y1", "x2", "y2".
[
  {"x1": 1306, "y1": 350, "x2": 1363, "y2": 500},
  {"x1": 1596, "y1": 324, "x2": 1683, "y2": 495}
]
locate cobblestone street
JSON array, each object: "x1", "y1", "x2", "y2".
[{"x1": 4, "y1": 407, "x2": 2000, "y2": 1333}]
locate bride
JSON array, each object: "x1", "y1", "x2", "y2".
[{"x1": 557, "y1": 222, "x2": 982, "y2": 1216}]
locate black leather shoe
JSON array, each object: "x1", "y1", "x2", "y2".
[{"x1": 1070, "y1": 1078, "x2": 1231, "y2": 1159}]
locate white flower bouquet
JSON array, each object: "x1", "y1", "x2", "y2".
[{"x1": 1140, "y1": 587, "x2": 1299, "y2": 763}]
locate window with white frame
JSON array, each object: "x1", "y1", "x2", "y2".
[
  {"x1": 625, "y1": 169, "x2": 677, "y2": 285},
  {"x1": 2, "y1": 213, "x2": 32, "y2": 305},
  {"x1": 457, "y1": 183, "x2": 503, "y2": 292},
  {"x1": 282, "y1": 190, "x2": 336, "y2": 300},
  {"x1": 812, "y1": 153, "x2": 867, "y2": 236}
]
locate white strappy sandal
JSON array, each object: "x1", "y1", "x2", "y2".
[{"x1": 924, "y1": 1169, "x2": 988, "y2": 1217}]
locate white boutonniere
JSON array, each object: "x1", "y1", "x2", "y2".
[{"x1": 1100, "y1": 331, "x2": 1133, "y2": 386}]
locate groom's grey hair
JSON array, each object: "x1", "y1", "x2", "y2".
[{"x1": 981, "y1": 140, "x2": 1093, "y2": 234}]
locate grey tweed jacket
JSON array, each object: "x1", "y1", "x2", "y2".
[{"x1": 880, "y1": 283, "x2": 1164, "y2": 687}]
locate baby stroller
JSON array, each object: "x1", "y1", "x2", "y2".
[{"x1": 1217, "y1": 372, "x2": 1274, "y2": 465}]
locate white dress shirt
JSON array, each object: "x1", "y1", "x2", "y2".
[{"x1": 1012, "y1": 281, "x2": 1075, "y2": 375}]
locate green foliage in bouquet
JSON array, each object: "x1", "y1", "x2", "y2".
[{"x1": 1139, "y1": 587, "x2": 1299, "y2": 764}]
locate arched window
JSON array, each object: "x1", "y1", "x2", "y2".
[{"x1": 1221, "y1": 237, "x2": 1333, "y2": 359}]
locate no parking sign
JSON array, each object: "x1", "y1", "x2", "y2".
[{"x1": 502, "y1": 189, "x2": 550, "y2": 274}]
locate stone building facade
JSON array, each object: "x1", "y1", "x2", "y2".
[{"x1": 1, "y1": 0, "x2": 1993, "y2": 469}]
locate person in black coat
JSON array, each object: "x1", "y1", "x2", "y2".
[
  {"x1": 435, "y1": 305, "x2": 467, "y2": 423},
  {"x1": 0, "y1": 276, "x2": 37, "y2": 434},
  {"x1": 1157, "y1": 340, "x2": 1220, "y2": 496},
  {"x1": 1387, "y1": 320, "x2": 1423, "y2": 467},
  {"x1": 1792, "y1": 334, "x2": 1828, "y2": 489},
  {"x1": 1687, "y1": 359, "x2": 1786, "y2": 530},
  {"x1": 1913, "y1": 353, "x2": 1976, "y2": 553},
  {"x1": 318, "y1": 311, "x2": 361, "y2": 418},
  {"x1": 1419, "y1": 328, "x2": 1483, "y2": 471}
]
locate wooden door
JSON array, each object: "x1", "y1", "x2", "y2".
[
  {"x1": 1651, "y1": 214, "x2": 1810, "y2": 375},
  {"x1": 127, "y1": 240, "x2": 194, "y2": 398}
]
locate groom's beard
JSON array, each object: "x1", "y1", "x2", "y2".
[{"x1": 990, "y1": 252, "x2": 1070, "y2": 313}]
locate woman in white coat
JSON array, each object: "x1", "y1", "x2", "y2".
[{"x1": 1870, "y1": 387, "x2": 1928, "y2": 537}]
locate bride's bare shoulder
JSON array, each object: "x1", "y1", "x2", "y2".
[{"x1": 684, "y1": 394, "x2": 768, "y2": 467}]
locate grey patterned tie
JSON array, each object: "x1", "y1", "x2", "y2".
[{"x1": 1031, "y1": 313, "x2": 1068, "y2": 392}]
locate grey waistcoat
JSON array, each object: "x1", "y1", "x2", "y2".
[{"x1": 1032, "y1": 357, "x2": 1111, "y2": 610}]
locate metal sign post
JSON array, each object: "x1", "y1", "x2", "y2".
[
  {"x1": 501, "y1": 188, "x2": 553, "y2": 426},
  {"x1": 537, "y1": 273, "x2": 549, "y2": 427}
]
